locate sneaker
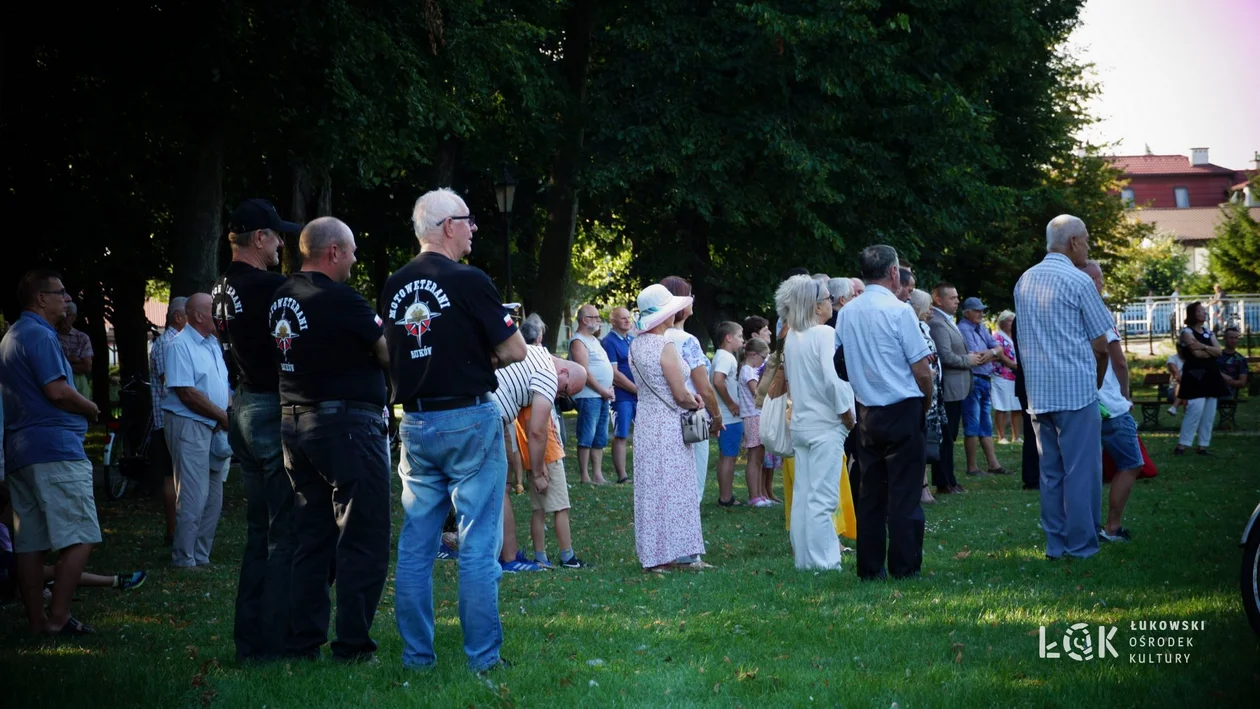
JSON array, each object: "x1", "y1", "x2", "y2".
[
  {"x1": 560, "y1": 556, "x2": 588, "y2": 569},
  {"x1": 1098, "y1": 527, "x2": 1132, "y2": 543},
  {"x1": 1166, "y1": 406, "x2": 1177, "y2": 416},
  {"x1": 997, "y1": 438, "x2": 1010, "y2": 445},
  {"x1": 500, "y1": 551, "x2": 545, "y2": 573},
  {"x1": 437, "y1": 542, "x2": 459, "y2": 561},
  {"x1": 118, "y1": 571, "x2": 147, "y2": 591},
  {"x1": 533, "y1": 556, "x2": 555, "y2": 570},
  {"x1": 751, "y1": 497, "x2": 775, "y2": 508}
]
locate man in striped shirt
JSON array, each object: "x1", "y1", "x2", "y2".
[
  {"x1": 491, "y1": 345, "x2": 586, "y2": 571},
  {"x1": 1013, "y1": 215, "x2": 1113, "y2": 560},
  {"x1": 148, "y1": 297, "x2": 187, "y2": 545}
]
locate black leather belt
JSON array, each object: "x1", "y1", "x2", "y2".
[
  {"x1": 402, "y1": 393, "x2": 492, "y2": 413},
  {"x1": 282, "y1": 400, "x2": 383, "y2": 416}
]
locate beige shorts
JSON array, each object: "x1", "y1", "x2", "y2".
[
  {"x1": 7, "y1": 459, "x2": 101, "y2": 553},
  {"x1": 528, "y1": 459, "x2": 571, "y2": 513}
]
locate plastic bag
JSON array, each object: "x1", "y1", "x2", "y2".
[{"x1": 761, "y1": 393, "x2": 794, "y2": 457}]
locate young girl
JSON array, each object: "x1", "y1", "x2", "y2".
[{"x1": 739, "y1": 339, "x2": 776, "y2": 507}]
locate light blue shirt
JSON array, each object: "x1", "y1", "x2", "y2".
[
  {"x1": 1013, "y1": 253, "x2": 1114, "y2": 414},
  {"x1": 162, "y1": 327, "x2": 230, "y2": 427},
  {"x1": 835, "y1": 284, "x2": 932, "y2": 407}
]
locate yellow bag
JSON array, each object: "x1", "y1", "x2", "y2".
[{"x1": 784, "y1": 451, "x2": 858, "y2": 541}]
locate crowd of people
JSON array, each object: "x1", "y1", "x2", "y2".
[{"x1": 0, "y1": 198, "x2": 1251, "y2": 673}]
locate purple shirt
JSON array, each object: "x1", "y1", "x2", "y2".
[{"x1": 958, "y1": 318, "x2": 999, "y2": 377}]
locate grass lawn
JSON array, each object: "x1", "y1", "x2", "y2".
[{"x1": 3, "y1": 364, "x2": 1259, "y2": 707}]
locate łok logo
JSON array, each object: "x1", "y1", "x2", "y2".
[{"x1": 1039, "y1": 623, "x2": 1118, "y2": 661}]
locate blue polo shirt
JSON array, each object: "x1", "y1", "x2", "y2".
[
  {"x1": 0, "y1": 311, "x2": 89, "y2": 470},
  {"x1": 601, "y1": 330, "x2": 637, "y2": 404}
]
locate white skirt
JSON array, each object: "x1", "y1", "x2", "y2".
[{"x1": 991, "y1": 377, "x2": 1019, "y2": 412}]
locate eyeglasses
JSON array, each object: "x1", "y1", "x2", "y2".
[
  {"x1": 437, "y1": 214, "x2": 476, "y2": 228},
  {"x1": 581, "y1": 315, "x2": 601, "y2": 321},
  {"x1": 40, "y1": 288, "x2": 69, "y2": 297}
]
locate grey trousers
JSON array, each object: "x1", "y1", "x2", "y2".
[{"x1": 166, "y1": 413, "x2": 225, "y2": 567}]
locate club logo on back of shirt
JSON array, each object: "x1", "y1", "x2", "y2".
[
  {"x1": 211, "y1": 282, "x2": 242, "y2": 335},
  {"x1": 387, "y1": 280, "x2": 450, "y2": 360},
  {"x1": 268, "y1": 297, "x2": 309, "y2": 371}
]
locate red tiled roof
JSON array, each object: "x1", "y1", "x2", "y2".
[
  {"x1": 1108, "y1": 155, "x2": 1236, "y2": 176},
  {"x1": 1130, "y1": 206, "x2": 1260, "y2": 243}
]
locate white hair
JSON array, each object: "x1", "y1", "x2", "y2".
[
  {"x1": 412, "y1": 188, "x2": 466, "y2": 245},
  {"x1": 775, "y1": 275, "x2": 826, "y2": 334},
  {"x1": 167, "y1": 297, "x2": 188, "y2": 323},
  {"x1": 827, "y1": 277, "x2": 853, "y2": 303},
  {"x1": 908, "y1": 289, "x2": 932, "y2": 319},
  {"x1": 1046, "y1": 214, "x2": 1087, "y2": 252}
]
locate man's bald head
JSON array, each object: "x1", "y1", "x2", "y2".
[
  {"x1": 300, "y1": 217, "x2": 358, "y2": 282},
  {"x1": 1080, "y1": 259, "x2": 1104, "y2": 296},
  {"x1": 553, "y1": 357, "x2": 587, "y2": 397},
  {"x1": 610, "y1": 306, "x2": 633, "y2": 334},
  {"x1": 185, "y1": 292, "x2": 215, "y2": 336}
]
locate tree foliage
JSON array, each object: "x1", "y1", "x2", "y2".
[{"x1": 1208, "y1": 180, "x2": 1260, "y2": 293}]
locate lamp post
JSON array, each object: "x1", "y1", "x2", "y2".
[{"x1": 494, "y1": 162, "x2": 518, "y2": 303}]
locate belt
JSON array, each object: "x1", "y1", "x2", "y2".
[
  {"x1": 282, "y1": 400, "x2": 383, "y2": 416},
  {"x1": 402, "y1": 393, "x2": 492, "y2": 413}
]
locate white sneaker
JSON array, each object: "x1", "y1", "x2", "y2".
[
  {"x1": 752, "y1": 498, "x2": 775, "y2": 508},
  {"x1": 1167, "y1": 406, "x2": 1177, "y2": 416},
  {"x1": 997, "y1": 438, "x2": 1010, "y2": 445}
]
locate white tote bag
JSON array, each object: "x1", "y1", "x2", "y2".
[{"x1": 760, "y1": 393, "x2": 794, "y2": 457}]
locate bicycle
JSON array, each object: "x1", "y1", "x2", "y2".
[
  {"x1": 1243, "y1": 501, "x2": 1260, "y2": 636},
  {"x1": 100, "y1": 377, "x2": 154, "y2": 500}
]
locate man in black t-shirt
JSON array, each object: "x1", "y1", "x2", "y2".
[
  {"x1": 213, "y1": 198, "x2": 302, "y2": 662},
  {"x1": 382, "y1": 187, "x2": 526, "y2": 674},
  {"x1": 272, "y1": 217, "x2": 390, "y2": 663}
]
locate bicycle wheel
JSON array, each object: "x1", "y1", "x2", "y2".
[{"x1": 101, "y1": 426, "x2": 130, "y2": 500}]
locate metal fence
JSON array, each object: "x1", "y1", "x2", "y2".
[{"x1": 1112, "y1": 294, "x2": 1259, "y2": 353}]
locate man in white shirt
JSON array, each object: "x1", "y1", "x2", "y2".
[
  {"x1": 1081, "y1": 261, "x2": 1140, "y2": 543},
  {"x1": 568, "y1": 304, "x2": 615, "y2": 485},
  {"x1": 162, "y1": 293, "x2": 231, "y2": 570},
  {"x1": 835, "y1": 245, "x2": 934, "y2": 580}
]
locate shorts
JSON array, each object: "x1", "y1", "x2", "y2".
[
  {"x1": 1101, "y1": 412, "x2": 1144, "y2": 471},
  {"x1": 991, "y1": 377, "x2": 1019, "y2": 412},
  {"x1": 575, "y1": 398, "x2": 609, "y2": 449},
  {"x1": 962, "y1": 376, "x2": 994, "y2": 438},
  {"x1": 718, "y1": 421, "x2": 745, "y2": 457},
  {"x1": 611, "y1": 400, "x2": 636, "y2": 439},
  {"x1": 7, "y1": 459, "x2": 102, "y2": 553},
  {"x1": 528, "y1": 459, "x2": 571, "y2": 513},
  {"x1": 742, "y1": 415, "x2": 762, "y2": 448}
]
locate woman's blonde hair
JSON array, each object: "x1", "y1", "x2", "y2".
[
  {"x1": 775, "y1": 275, "x2": 825, "y2": 333},
  {"x1": 741, "y1": 337, "x2": 770, "y2": 364},
  {"x1": 909, "y1": 289, "x2": 932, "y2": 319},
  {"x1": 996, "y1": 310, "x2": 1015, "y2": 326}
]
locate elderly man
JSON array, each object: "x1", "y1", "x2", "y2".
[
  {"x1": 1, "y1": 270, "x2": 101, "y2": 635},
  {"x1": 568, "y1": 304, "x2": 615, "y2": 485},
  {"x1": 836, "y1": 246, "x2": 934, "y2": 580},
  {"x1": 213, "y1": 198, "x2": 302, "y2": 661},
  {"x1": 272, "y1": 217, "x2": 390, "y2": 662},
  {"x1": 149, "y1": 297, "x2": 188, "y2": 545},
  {"x1": 850, "y1": 278, "x2": 866, "y2": 299},
  {"x1": 601, "y1": 307, "x2": 637, "y2": 484},
  {"x1": 826, "y1": 277, "x2": 855, "y2": 334},
  {"x1": 56, "y1": 302, "x2": 94, "y2": 400},
  {"x1": 927, "y1": 283, "x2": 981, "y2": 495},
  {"x1": 1079, "y1": 260, "x2": 1139, "y2": 544},
  {"x1": 383, "y1": 187, "x2": 526, "y2": 674},
  {"x1": 1014, "y1": 215, "x2": 1112, "y2": 560},
  {"x1": 958, "y1": 297, "x2": 1013, "y2": 477},
  {"x1": 163, "y1": 293, "x2": 231, "y2": 570}
]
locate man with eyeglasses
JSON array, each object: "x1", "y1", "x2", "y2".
[
  {"x1": 569, "y1": 304, "x2": 615, "y2": 485},
  {"x1": 382, "y1": 187, "x2": 527, "y2": 674},
  {"x1": 213, "y1": 198, "x2": 304, "y2": 662},
  {"x1": 0, "y1": 269, "x2": 101, "y2": 635}
]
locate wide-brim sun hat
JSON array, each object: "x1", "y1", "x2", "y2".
[{"x1": 635, "y1": 284, "x2": 693, "y2": 331}]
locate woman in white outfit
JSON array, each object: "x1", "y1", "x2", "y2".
[{"x1": 777, "y1": 275, "x2": 856, "y2": 571}]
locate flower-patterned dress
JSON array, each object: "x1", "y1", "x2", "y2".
[{"x1": 629, "y1": 333, "x2": 706, "y2": 568}]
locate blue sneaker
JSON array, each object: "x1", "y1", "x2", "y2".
[
  {"x1": 118, "y1": 571, "x2": 147, "y2": 591},
  {"x1": 436, "y1": 542, "x2": 459, "y2": 561},
  {"x1": 532, "y1": 556, "x2": 554, "y2": 570},
  {"x1": 501, "y1": 551, "x2": 545, "y2": 573}
]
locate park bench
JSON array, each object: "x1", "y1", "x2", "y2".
[{"x1": 1133, "y1": 373, "x2": 1171, "y2": 430}]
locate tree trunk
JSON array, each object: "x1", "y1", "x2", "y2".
[
  {"x1": 111, "y1": 277, "x2": 151, "y2": 435},
  {"x1": 687, "y1": 215, "x2": 716, "y2": 350},
  {"x1": 77, "y1": 289, "x2": 111, "y2": 415},
  {"x1": 171, "y1": 129, "x2": 224, "y2": 297},
  {"x1": 533, "y1": 0, "x2": 595, "y2": 350},
  {"x1": 286, "y1": 163, "x2": 332, "y2": 273}
]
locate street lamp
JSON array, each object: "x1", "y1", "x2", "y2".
[{"x1": 494, "y1": 162, "x2": 518, "y2": 302}]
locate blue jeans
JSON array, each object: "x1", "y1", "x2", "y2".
[
  {"x1": 575, "y1": 398, "x2": 609, "y2": 449},
  {"x1": 1031, "y1": 404, "x2": 1102, "y2": 559},
  {"x1": 395, "y1": 402, "x2": 506, "y2": 672},
  {"x1": 1101, "y1": 412, "x2": 1143, "y2": 471},
  {"x1": 962, "y1": 376, "x2": 994, "y2": 438},
  {"x1": 229, "y1": 389, "x2": 295, "y2": 660}
]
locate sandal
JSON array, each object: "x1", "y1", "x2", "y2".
[
  {"x1": 55, "y1": 616, "x2": 95, "y2": 636},
  {"x1": 681, "y1": 560, "x2": 715, "y2": 570},
  {"x1": 1173, "y1": 446, "x2": 1187, "y2": 456},
  {"x1": 987, "y1": 467, "x2": 1011, "y2": 476},
  {"x1": 644, "y1": 565, "x2": 672, "y2": 574},
  {"x1": 717, "y1": 497, "x2": 743, "y2": 507},
  {"x1": 616, "y1": 476, "x2": 631, "y2": 484}
]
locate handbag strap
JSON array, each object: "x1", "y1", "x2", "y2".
[{"x1": 630, "y1": 346, "x2": 682, "y2": 414}]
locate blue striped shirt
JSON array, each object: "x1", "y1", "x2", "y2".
[{"x1": 1013, "y1": 253, "x2": 1114, "y2": 414}]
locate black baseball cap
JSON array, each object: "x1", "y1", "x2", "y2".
[{"x1": 227, "y1": 199, "x2": 303, "y2": 234}]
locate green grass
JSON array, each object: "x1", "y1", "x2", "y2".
[{"x1": 4, "y1": 385, "x2": 1260, "y2": 707}]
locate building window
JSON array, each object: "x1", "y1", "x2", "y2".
[
  {"x1": 1175, "y1": 187, "x2": 1190, "y2": 208},
  {"x1": 1120, "y1": 188, "x2": 1135, "y2": 207}
]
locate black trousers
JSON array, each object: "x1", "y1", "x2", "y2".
[
  {"x1": 931, "y1": 400, "x2": 962, "y2": 489},
  {"x1": 281, "y1": 405, "x2": 391, "y2": 660},
  {"x1": 845, "y1": 412, "x2": 861, "y2": 503},
  {"x1": 1021, "y1": 405, "x2": 1040, "y2": 489},
  {"x1": 855, "y1": 398, "x2": 927, "y2": 579}
]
